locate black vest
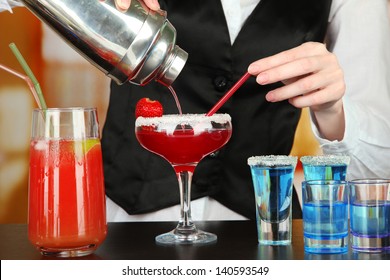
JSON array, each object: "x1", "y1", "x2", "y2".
[{"x1": 101, "y1": 0, "x2": 332, "y2": 219}]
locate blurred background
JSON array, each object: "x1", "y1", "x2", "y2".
[
  {"x1": 3, "y1": 2, "x2": 389, "y2": 223},
  {"x1": 0, "y1": 8, "x2": 110, "y2": 223}
]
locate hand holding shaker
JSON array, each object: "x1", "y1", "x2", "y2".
[{"x1": 19, "y1": 0, "x2": 188, "y2": 86}]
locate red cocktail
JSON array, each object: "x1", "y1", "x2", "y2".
[
  {"x1": 28, "y1": 108, "x2": 107, "y2": 257},
  {"x1": 135, "y1": 113, "x2": 232, "y2": 244}
]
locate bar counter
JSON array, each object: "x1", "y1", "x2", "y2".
[{"x1": 0, "y1": 220, "x2": 389, "y2": 260}]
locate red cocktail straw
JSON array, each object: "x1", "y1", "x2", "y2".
[{"x1": 206, "y1": 72, "x2": 251, "y2": 116}]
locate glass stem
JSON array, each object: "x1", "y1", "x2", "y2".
[{"x1": 176, "y1": 170, "x2": 196, "y2": 232}]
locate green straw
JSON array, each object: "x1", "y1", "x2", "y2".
[{"x1": 9, "y1": 42, "x2": 47, "y2": 109}]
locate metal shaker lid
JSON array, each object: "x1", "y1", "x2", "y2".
[{"x1": 156, "y1": 45, "x2": 188, "y2": 86}]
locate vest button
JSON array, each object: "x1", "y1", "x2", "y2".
[
  {"x1": 209, "y1": 151, "x2": 220, "y2": 158},
  {"x1": 213, "y1": 76, "x2": 229, "y2": 92}
]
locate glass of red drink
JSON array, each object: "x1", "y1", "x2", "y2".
[
  {"x1": 135, "y1": 113, "x2": 232, "y2": 245},
  {"x1": 28, "y1": 108, "x2": 107, "y2": 257}
]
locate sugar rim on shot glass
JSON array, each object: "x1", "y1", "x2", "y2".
[
  {"x1": 300, "y1": 155, "x2": 350, "y2": 166},
  {"x1": 247, "y1": 155, "x2": 298, "y2": 167}
]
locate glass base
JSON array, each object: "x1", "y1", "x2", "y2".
[
  {"x1": 257, "y1": 217, "x2": 292, "y2": 246},
  {"x1": 351, "y1": 235, "x2": 390, "y2": 253},
  {"x1": 156, "y1": 229, "x2": 217, "y2": 245},
  {"x1": 259, "y1": 239, "x2": 291, "y2": 246},
  {"x1": 304, "y1": 236, "x2": 348, "y2": 254},
  {"x1": 37, "y1": 244, "x2": 96, "y2": 257}
]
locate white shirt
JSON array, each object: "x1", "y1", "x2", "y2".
[
  {"x1": 106, "y1": 0, "x2": 390, "y2": 222},
  {"x1": 313, "y1": 0, "x2": 390, "y2": 181}
]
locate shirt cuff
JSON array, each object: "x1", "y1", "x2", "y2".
[{"x1": 309, "y1": 97, "x2": 360, "y2": 154}]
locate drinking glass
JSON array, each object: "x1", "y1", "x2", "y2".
[
  {"x1": 300, "y1": 155, "x2": 350, "y2": 181},
  {"x1": 349, "y1": 179, "x2": 390, "y2": 252},
  {"x1": 302, "y1": 180, "x2": 349, "y2": 254},
  {"x1": 247, "y1": 155, "x2": 298, "y2": 245},
  {"x1": 135, "y1": 113, "x2": 232, "y2": 245},
  {"x1": 28, "y1": 108, "x2": 107, "y2": 257}
]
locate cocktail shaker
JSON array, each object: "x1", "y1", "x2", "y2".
[{"x1": 19, "y1": 0, "x2": 188, "y2": 86}]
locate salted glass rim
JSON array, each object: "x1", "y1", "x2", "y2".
[
  {"x1": 247, "y1": 155, "x2": 298, "y2": 167},
  {"x1": 300, "y1": 155, "x2": 350, "y2": 165},
  {"x1": 135, "y1": 113, "x2": 231, "y2": 127}
]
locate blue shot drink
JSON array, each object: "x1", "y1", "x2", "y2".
[
  {"x1": 349, "y1": 179, "x2": 390, "y2": 252},
  {"x1": 302, "y1": 180, "x2": 349, "y2": 254},
  {"x1": 300, "y1": 155, "x2": 350, "y2": 181},
  {"x1": 248, "y1": 155, "x2": 298, "y2": 245}
]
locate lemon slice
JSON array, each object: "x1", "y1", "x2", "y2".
[
  {"x1": 73, "y1": 138, "x2": 100, "y2": 158},
  {"x1": 83, "y1": 138, "x2": 100, "y2": 154}
]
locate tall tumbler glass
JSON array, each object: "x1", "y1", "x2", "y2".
[
  {"x1": 302, "y1": 180, "x2": 349, "y2": 254},
  {"x1": 248, "y1": 155, "x2": 298, "y2": 245},
  {"x1": 28, "y1": 108, "x2": 107, "y2": 257},
  {"x1": 349, "y1": 179, "x2": 390, "y2": 253}
]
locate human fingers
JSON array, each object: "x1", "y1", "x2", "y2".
[
  {"x1": 114, "y1": 0, "x2": 131, "y2": 11},
  {"x1": 264, "y1": 66, "x2": 344, "y2": 103},
  {"x1": 249, "y1": 44, "x2": 336, "y2": 87},
  {"x1": 143, "y1": 0, "x2": 160, "y2": 10},
  {"x1": 248, "y1": 42, "x2": 329, "y2": 76},
  {"x1": 287, "y1": 80, "x2": 345, "y2": 110},
  {"x1": 266, "y1": 65, "x2": 345, "y2": 112},
  {"x1": 254, "y1": 54, "x2": 333, "y2": 86},
  {"x1": 98, "y1": 0, "x2": 130, "y2": 12},
  {"x1": 247, "y1": 41, "x2": 345, "y2": 110},
  {"x1": 110, "y1": 0, "x2": 160, "y2": 12}
]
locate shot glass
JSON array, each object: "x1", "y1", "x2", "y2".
[
  {"x1": 248, "y1": 155, "x2": 298, "y2": 245},
  {"x1": 300, "y1": 155, "x2": 350, "y2": 181},
  {"x1": 349, "y1": 179, "x2": 390, "y2": 253},
  {"x1": 28, "y1": 108, "x2": 107, "y2": 257},
  {"x1": 302, "y1": 180, "x2": 349, "y2": 254}
]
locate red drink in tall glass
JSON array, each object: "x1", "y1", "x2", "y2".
[
  {"x1": 28, "y1": 139, "x2": 107, "y2": 254},
  {"x1": 28, "y1": 108, "x2": 107, "y2": 257}
]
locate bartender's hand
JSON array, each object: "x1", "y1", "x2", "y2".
[
  {"x1": 112, "y1": 0, "x2": 160, "y2": 11},
  {"x1": 248, "y1": 42, "x2": 345, "y2": 141}
]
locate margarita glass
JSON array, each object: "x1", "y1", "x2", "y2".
[{"x1": 135, "y1": 113, "x2": 232, "y2": 245}]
